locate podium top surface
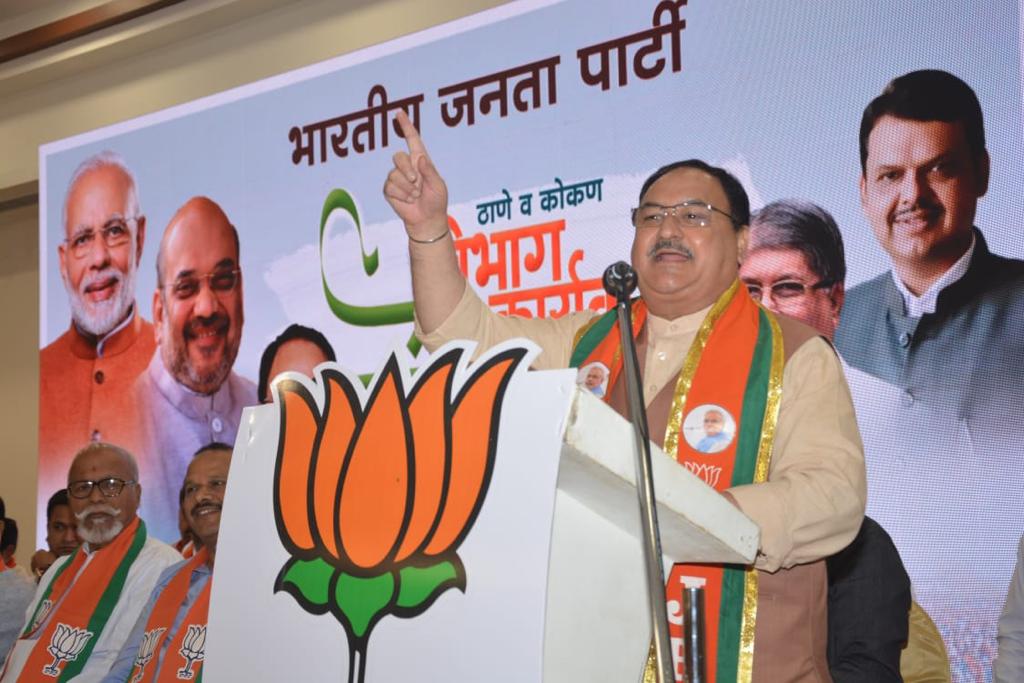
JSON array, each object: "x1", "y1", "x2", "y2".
[{"x1": 558, "y1": 386, "x2": 759, "y2": 565}]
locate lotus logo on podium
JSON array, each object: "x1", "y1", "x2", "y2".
[
  {"x1": 43, "y1": 623, "x2": 93, "y2": 677},
  {"x1": 271, "y1": 347, "x2": 525, "y2": 683}
]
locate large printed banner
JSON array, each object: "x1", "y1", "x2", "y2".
[{"x1": 39, "y1": 0, "x2": 1024, "y2": 680}]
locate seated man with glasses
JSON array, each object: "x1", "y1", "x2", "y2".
[
  {"x1": 1, "y1": 443, "x2": 179, "y2": 682},
  {"x1": 383, "y1": 112, "x2": 865, "y2": 682},
  {"x1": 39, "y1": 151, "x2": 156, "y2": 536},
  {"x1": 132, "y1": 196, "x2": 256, "y2": 544}
]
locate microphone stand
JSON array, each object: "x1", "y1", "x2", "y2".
[{"x1": 603, "y1": 262, "x2": 675, "y2": 683}]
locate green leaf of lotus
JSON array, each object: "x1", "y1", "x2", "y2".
[
  {"x1": 395, "y1": 555, "x2": 465, "y2": 614},
  {"x1": 276, "y1": 556, "x2": 335, "y2": 612},
  {"x1": 334, "y1": 572, "x2": 396, "y2": 639}
]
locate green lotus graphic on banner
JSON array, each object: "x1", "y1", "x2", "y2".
[{"x1": 271, "y1": 346, "x2": 525, "y2": 682}]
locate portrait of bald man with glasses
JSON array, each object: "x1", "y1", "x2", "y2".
[
  {"x1": 132, "y1": 196, "x2": 256, "y2": 543},
  {"x1": 39, "y1": 151, "x2": 157, "y2": 531}
]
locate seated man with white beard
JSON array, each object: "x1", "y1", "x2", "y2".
[
  {"x1": 39, "y1": 152, "x2": 155, "y2": 528},
  {"x1": 1, "y1": 443, "x2": 179, "y2": 682}
]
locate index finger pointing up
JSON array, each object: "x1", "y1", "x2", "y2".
[{"x1": 396, "y1": 110, "x2": 427, "y2": 157}]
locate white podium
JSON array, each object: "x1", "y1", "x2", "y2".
[
  {"x1": 207, "y1": 349, "x2": 758, "y2": 682},
  {"x1": 544, "y1": 386, "x2": 759, "y2": 681}
]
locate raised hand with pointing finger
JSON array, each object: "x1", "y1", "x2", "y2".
[
  {"x1": 384, "y1": 110, "x2": 451, "y2": 244},
  {"x1": 382, "y1": 110, "x2": 465, "y2": 333}
]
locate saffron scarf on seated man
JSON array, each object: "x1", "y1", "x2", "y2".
[
  {"x1": 7, "y1": 518, "x2": 147, "y2": 682},
  {"x1": 128, "y1": 546, "x2": 211, "y2": 683},
  {"x1": 570, "y1": 281, "x2": 784, "y2": 683}
]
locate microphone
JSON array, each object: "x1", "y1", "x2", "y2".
[
  {"x1": 602, "y1": 258, "x2": 675, "y2": 683},
  {"x1": 602, "y1": 261, "x2": 638, "y2": 303}
]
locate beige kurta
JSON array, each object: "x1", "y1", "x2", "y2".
[{"x1": 417, "y1": 283, "x2": 866, "y2": 681}]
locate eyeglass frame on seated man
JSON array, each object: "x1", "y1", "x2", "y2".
[
  {"x1": 67, "y1": 477, "x2": 139, "y2": 499},
  {"x1": 631, "y1": 199, "x2": 738, "y2": 229}
]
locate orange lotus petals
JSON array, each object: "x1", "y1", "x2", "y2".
[
  {"x1": 338, "y1": 368, "x2": 411, "y2": 569},
  {"x1": 312, "y1": 374, "x2": 358, "y2": 561},
  {"x1": 424, "y1": 356, "x2": 515, "y2": 556},
  {"x1": 275, "y1": 385, "x2": 319, "y2": 552},
  {"x1": 273, "y1": 348, "x2": 524, "y2": 575},
  {"x1": 394, "y1": 355, "x2": 455, "y2": 563}
]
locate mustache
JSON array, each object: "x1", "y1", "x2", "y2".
[
  {"x1": 78, "y1": 267, "x2": 123, "y2": 294},
  {"x1": 893, "y1": 201, "x2": 942, "y2": 221},
  {"x1": 647, "y1": 238, "x2": 693, "y2": 259},
  {"x1": 185, "y1": 313, "x2": 230, "y2": 339},
  {"x1": 75, "y1": 503, "x2": 121, "y2": 521},
  {"x1": 190, "y1": 501, "x2": 222, "y2": 516}
]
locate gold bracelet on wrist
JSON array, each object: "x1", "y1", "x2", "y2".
[{"x1": 407, "y1": 228, "x2": 450, "y2": 245}]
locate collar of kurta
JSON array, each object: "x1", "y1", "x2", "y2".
[
  {"x1": 145, "y1": 351, "x2": 239, "y2": 422},
  {"x1": 66, "y1": 305, "x2": 143, "y2": 360},
  {"x1": 883, "y1": 227, "x2": 997, "y2": 319},
  {"x1": 645, "y1": 302, "x2": 710, "y2": 342},
  {"x1": 890, "y1": 232, "x2": 975, "y2": 317}
]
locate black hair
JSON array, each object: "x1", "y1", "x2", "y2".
[
  {"x1": 1, "y1": 517, "x2": 17, "y2": 552},
  {"x1": 46, "y1": 489, "x2": 70, "y2": 523},
  {"x1": 192, "y1": 441, "x2": 233, "y2": 458},
  {"x1": 637, "y1": 159, "x2": 750, "y2": 231},
  {"x1": 258, "y1": 324, "x2": 337, "y2": 403},
  {"x1": 859, "y1": 69, "x2": 985, "y2": 174},
  {"x1": 749, "y1": 199, "x2": 846, "y2": 286}
]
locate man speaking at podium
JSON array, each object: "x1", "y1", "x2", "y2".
[{"x1": 384, "y1": 112, "x2": 865, "y2": 683}]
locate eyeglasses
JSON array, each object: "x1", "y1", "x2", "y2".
[
  {"x1": 632, "y1": 200, "x2": 736, "y2": 229},
  {"x1": 163, "y1": 268, "x2": 241, "y2": 301},
  {"x1": 745, "y1": 279, "x2": 833, "y2": 303},
  {"x1": 68, "y1": 477, "x2": 137, "y2": 499},
  {"x1": 65, "y1": 218, "x2": 138, "y2": 259}
]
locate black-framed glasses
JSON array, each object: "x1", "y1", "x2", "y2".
[
  {"x1": 163, "y1": 268, "x2": 241, "y2": 301},
  {"x1": 65, "y1": 218, "x2": 139, "y2": 259},
  {"x1": 745, "y1": 279, "x2": 833, "y2": 303},
  {"x1": 631, "y1": 200, "x2": 736, "y2": 229},
  {"x1": 68, "y1": 477, "x2": 137, "y2": 499}
]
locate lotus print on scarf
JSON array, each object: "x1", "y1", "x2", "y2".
[
  {"x1": 43, "y1": 623, "x2": 93, "y2": 677},
  {"x1": 271, "y1": 346, "x2": 526, "y2": 683}
]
